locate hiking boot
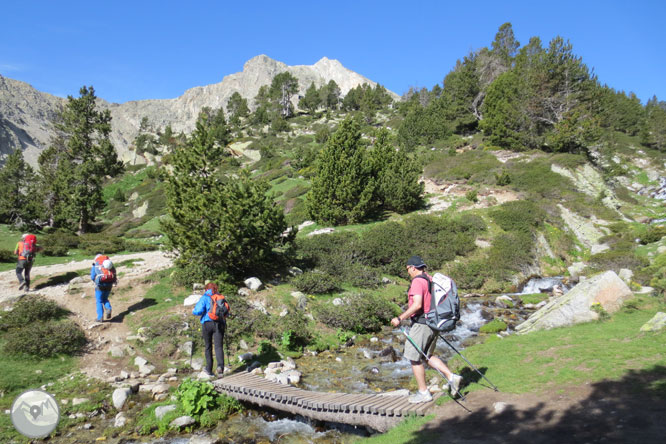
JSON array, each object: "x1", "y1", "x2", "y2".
[
  {"x1": 408, "y1": 390, "x2": 433, "y2": 404},
  {"x1": 216, "y1": 367, "x2": 224, "y2": 376},
  {"x1": 448, "y1": 374, "x2": 463, "y2": 397},
  {"x1": 105, "y1": 308, "x2": 112, "y2": 320},
  {"x1": 18, "y1": 282, "x2": 26, "y2": 291}
]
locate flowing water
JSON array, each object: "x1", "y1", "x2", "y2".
[{"x1": 111, "y1": 296, "x2": 532, "y2": 443}]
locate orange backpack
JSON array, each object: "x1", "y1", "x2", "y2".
[{"x1": 207, "y1": 293, "x2": 230, "y2": 322}]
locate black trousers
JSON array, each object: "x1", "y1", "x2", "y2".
[
  {"x1": 202, "y1": 320, "x2": 225, "y2": 373},
  {"x1": 16, "y1": 259, "x2": 33, "y2": 287}
]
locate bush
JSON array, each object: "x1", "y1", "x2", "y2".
[
  {"x1": 491, "y1": 200, "x2": 546, "y2": 233},
  {"x1": 41, "y1": 229, "x2": 80, "y2": 256},
  {"x1": 79, "y1": 233, "x2": 126, "y2": 255},
  {"x1": 292, "y1": 271, "x2": 342, "y2": 294},
  {"x1": 449, "y1": 260, "x2": 489, "y2": 290},
  {"x1": 3, "y1": 320, "x2": 86, "y2": 357},
  {"x1": 0, "y1": 296, "x2": 70, "y2": 330},
  {"x1": 314, "y1": 292, "x2": 397, "y2": 333},
  {"x1": 589, "y1": 249, "x2": 649, "y2": 274},
  {"x1": 0, "y1": 249, "x2": 13, "y2": 262},
  {"x1": 124, "y1": 240, "x2": 160, "y2": 252},
  {"x1": 466, "y1": 189, "x2": 478, "y2": 203}
]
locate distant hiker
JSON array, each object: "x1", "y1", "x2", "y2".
[
  {"x1": 91, "y1": 254, "x2": 117, "y2": 322},
  {"x1": 390, "y1": 255, "x2": 463, "y2": 403},
  {"x1": 14, "y1": 233, "x2": 41, "y2": 292},
  {"x1": 192, "y1": 282, "x2": 230, "y2": 377}
]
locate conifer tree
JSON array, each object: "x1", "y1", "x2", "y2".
[
  {"x1": 299, "y1": 82, "x2": 322, "y2": 115},
  {"x1": 162, "y1": 117, "x2": 292, "y2": 282},
  {"x1": 226, "y1": 91, "x2": 250, "y2": 126},
  {"x1": 306, "y1": 117, "x2": 378, "y2": 225},
  {"x1": 269, "y1": 72, "x2": 299, "y2": 118},
  {"x1": 0, "y1": 149, "x2": 42, "y2": 226},
  {"x1": 371, "y1": 129, "x2": 424, "y2": 213},
  {"x1": 40, "y1": 86, "x2": 123, "y2": 233}
]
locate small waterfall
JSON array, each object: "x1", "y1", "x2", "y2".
[{"x1": 520, "y1": 276, "x2": 569, "y2": 294}]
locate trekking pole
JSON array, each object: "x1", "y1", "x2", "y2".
[
  {"x1": 438, "y1": 334, "x2": 499, "y2": 392},
  {"x1": 400, "y1": 327, "x2": 470, "y2": 410}
]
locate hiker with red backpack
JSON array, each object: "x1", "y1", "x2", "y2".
[
  {"x1": 14, "y1": 233, "x2": 41, "y2": 292},
  {"x1": 390, "y1": 255, "x2": 463, "y2": 403},
  {"x1": 192, "y1": 282, "x2": 230, "y2": 377},
  {"x1": 91, "y1": 254, "x2": 117, "y2": 322}
]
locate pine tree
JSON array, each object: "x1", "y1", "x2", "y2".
[
  {"x1": 269, "y1": 72, "x2": 299, "y2": 118},
  {"x1": 226, "y1": 91, "x2": 250, "y2": 126},
  {"x1": 371, "y1": 129, "x2": 424, "y2": 213},
  {"x1": 299, "y1": 82, "x2": 322, "y2": 115},
  {"x1": 306, "y1": 117, "x2": 378, "y2": 225},
  {"x1": 41, "y1": 86, "x2": 123, "y2": 233},
  {"x1": 0, "y1": 149, "x2": 42, "y2": 226},
  {"x1": 162, "y1": 117, "x2": 292, "y2": 281}
]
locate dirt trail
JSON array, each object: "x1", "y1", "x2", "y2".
[{"x1": 0, "y1": 251, "x2": 173, "y2": 379}]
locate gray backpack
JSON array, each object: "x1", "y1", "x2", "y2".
[{"x1": 417, "y1": 273, "x2": 460, "y2": 332}]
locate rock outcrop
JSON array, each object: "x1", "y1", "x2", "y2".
[
  {"x1": 1, "y1": 56, "x2": 397, "y2": 167},
  {"x1": 515, "y1": 271, "x2": 633, "y2": 334}
]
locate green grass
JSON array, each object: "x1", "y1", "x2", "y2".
[
  {"x1": 518, "y1": 293, "x2": 551, "y2": 305},
  {"x1": 353, "y1": 415, "x2": 434, "y2": 444},
  {"x1": 449, "y1": 296, "x2": 666, "y2": 395},
  {"x1": 0, "y1": 344, "x2": 78, "y2": 442},
  {"x1": 355, "y1": 295, "x2": 666, "y2": 444}
]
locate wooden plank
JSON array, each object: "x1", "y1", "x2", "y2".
[
  {"x1": 381, "y1": 396, "x2": 411, "y2": 416},
  {"x1": 370, "y1": 395, "x2": 403, "y2": 414}
]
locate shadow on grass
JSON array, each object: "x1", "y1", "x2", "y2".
[
  {"x1": 108, "y1": 298, "x2": 158, "y2": 323},
  {"x1": 34, "y1": 271, "x2": 80, "y2": 290},
  {"x1": 406, "y1": 365, "x2": 666, "y2": 444}
]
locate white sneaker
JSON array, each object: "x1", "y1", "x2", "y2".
[
  {"x1": 408, "y1": 390, "x2": 433, "y2": 404},
  {"x1": 449, "y1": 374, "x2": 463, "y2": 396}
]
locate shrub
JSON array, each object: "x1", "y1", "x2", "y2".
[
  {"x1": 449, "y1": 260, "x2": 489, "y2": 290},
  {"x1": 41, "y1": 229, "x2": 80, "y2": 256},
  {"x1": 466, "y1": 189, "x2": 478, "y2": 203},
  {"x1": 589, "y1": 249, "x2": 649, "y2": 274},
  {"x1": 314, "y1": 292, "x2": 397, "y2": 333},
  {"x1": 491, "y1": 200, "x2": 546, "y2": 233},
  {"x1": 487, "y1": 231, "x2": 535, "y2": 275},
  {"x1": 79, "y1": 233, "x2": 126, "y2": 255},
  {"x1": 0, "y1": 296, "x2": 70, "y2": 330},
  {"x1": 292, "y1": 271, "x2": 342, "y2": 294},
  {"x1": 124, "y1": 240, "x2": 160, "y2": 252},
  {"x1": 296, "y1": 231, "x2": 358, "y2": 277},
  {"x1": 0, "y1": 249, "x2": 13, "y2": 262},
  {"x1": 3, "y1": 320, "x2": 86, "y2": 357}
]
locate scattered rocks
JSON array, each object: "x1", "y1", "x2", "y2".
[
  {"x1": 332, "y1": 298, "x2": 343, "y2": 306},
  {"x1": 237, "y1": 287, "x2": 251, "y2": 297},
  {"x1": 307, "y1": 228, "x2": 335, "y2": 236},
  {"x1": 288, "y1": 267, "x2": 303, "y2": 276},
  {"x1": 190, "y1": 357, "x2": 204, "y2": 371},
  {"x1": 72, "y1": 398, "x2": 89, "y2": 406},
  {"x1": 239, "y1": 339, "x2": 249, "y2": 350},
  {"x1": 114, "y1": 412, "x2": 128, "y2": 427},
  {"x1": 238, "y1": 352, "x2": 254, "y2": 362},
  {"x1": 618, "y1": 268, "x2": 634, "y2": 284}
]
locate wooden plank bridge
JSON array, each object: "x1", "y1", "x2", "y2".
[{"x1": 214, "y1": 373, "x2": 440, "y2": 432}]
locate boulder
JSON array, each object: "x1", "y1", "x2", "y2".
[
  {"x1": 170, "y1": 415, "x2": 196, "y2": 428},
  {"x1": 618, "y1": 268, "x2": 634, "y2": 283},
  {"x1": 640, "y1": 312, "x2": 666, "y2": 332},
  {"x1": 567, "y1": 262, "x2": 587, "y2": 282},
  {"x1": 244, "y1": 277, "x2": 263, "y2": 291},
  {"x1": 112, "y1": 388, "x2": 132, "y2": 410},
  {"x1": 183, "y1": 294, "x2": 200, "y2": 306},
  {"x1": 515, "y1": 271, "x2": 633, "y2": 334}
]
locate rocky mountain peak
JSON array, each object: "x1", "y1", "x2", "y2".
[{"x1": 1, "y1": 55, "x2": 397, "y2": 167}]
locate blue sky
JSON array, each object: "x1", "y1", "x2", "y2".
[{"x1": 1, "y1": 1, "x2": 664, "y2": 104}]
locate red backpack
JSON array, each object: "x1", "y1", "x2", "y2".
[
  {"x1": 207, "y1": 293, "x2": 230, "y2": 322},
  {"x1": 94, "y1": 255, "x2": 116, "y2": 284},
  {"x1": 22, "y1": 235, "x2": 37, "y2": 260}
]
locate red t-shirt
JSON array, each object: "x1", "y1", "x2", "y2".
[{"x1": 408, "y1": 273, "x2": 431, "y2": 318}]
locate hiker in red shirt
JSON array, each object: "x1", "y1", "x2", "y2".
[{"x1": 14, "y1": 233, "x2": 41, "y2": 292}]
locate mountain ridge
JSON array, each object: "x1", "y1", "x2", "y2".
[{"x1": 0, "y1": 55, "x2": 397, "y2": 166}]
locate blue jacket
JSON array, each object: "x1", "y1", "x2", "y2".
[
  {"x1": 192, "y1": 289, "x2": 214, "y2": 324},
  {"x1": 91, "y1": 264, "x2": 114, "y2": 290}
]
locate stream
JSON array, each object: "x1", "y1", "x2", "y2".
[{"x1": 119, "y1": 277, "x2": 568, "y2": 443}]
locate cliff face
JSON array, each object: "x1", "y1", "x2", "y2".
[{"x1": 1, "y1": 55, "x2": 397, "y2": 166}]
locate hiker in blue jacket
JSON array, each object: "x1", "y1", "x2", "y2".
[
  {"x1": 192, "y1": 282, "x2": 226, "y2": 377},
  {"x1": 91, "y1": 254, "x2": 117, "y2": 322}
]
